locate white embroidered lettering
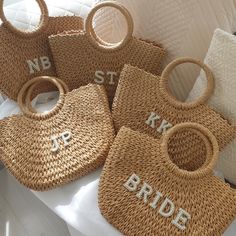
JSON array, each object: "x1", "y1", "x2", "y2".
[
  {"x1": 51, "y1": 136, "x2": 59, "y2": 152},
  {"x1": 40, "y1": 56, "x2": 51, "y2": 70},
  {"x1": 158, "y1": 198, "x2": 175, "y2": 217},
  {"x1": 136, "y1": 182, "x2": 153, "y2": 203},
  {"x1": 107, "y1": 71, "x2": 117, "y2": 85},
  {"x1": 94, "y1": 70, "x2": 118, "y2": 85},
  {"x1": 123, "y1": 173, "x2": 140, "y2": 191},
  {"x1": 145, "y1": 112, "x2": 172, "y2": 134},
  {"x1": 50, "y1": 131, "x2": 72, "y2": 153},
  {"x1": 150, "y1": 191, "x2": 163, "y2": 209},
  {"x1": 145, "y1": 112, "x2": 160, "y2": 128},
  {"x1": 124, "y1": 174, "x2": 191, "y2": 230},
  {"x1": 172, "y1": 208, "x2": 191, "y2": 231},
  {"x1": 27, "y1": 56, "x2": 51, "y2": 74},
  {"x1": 27, "y1": 58, "x2": 40, "y2": 74},
  {"x1": 94, "y1": 70, "x2": 105, "y2": 84},
  {"x1": 157, "y1": 119, "x2": 173, "y2": 133}
]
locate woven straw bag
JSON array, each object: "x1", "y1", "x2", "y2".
[
  {"x1": 49, "y1": 1, "x2": 166, "y2": 104},
  {"x1": 0, "y1": 76, "x2": 114, "y2": 191},
  {"x1": 99, "y1": 123, "x2": 236, "y2": 235},
  {"x1": 112, "y1": 58, "x2": 236, "y2": 157},
  {"x1": 0, "y1": 0, "x2": 83, "y2": 101}
]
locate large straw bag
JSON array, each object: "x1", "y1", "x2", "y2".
[
  {"x1": 49, "y1": 1, "x2": 166, "y2": 104},
  {"x1": 99, "y1": 123, "x2": 236, "y2": 235},
  {"x1": 187, "y1": 29, "x2": 236, "y2": 185},
  {"x1": 112, "y1": 58, "x2": 236, "y2": 155},
  {"x1": 0, "y1": 77, "x2": 114, "y2": 191},
  {"x1": 0, "y1": 0, "x2": 83, "y2": 100}
]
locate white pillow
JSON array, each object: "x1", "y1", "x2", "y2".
[
  {"x1": 94, "y1": 0, "x2": 236, "y2": 100},
  {"x1": 188, "y1": 29, "x2": 236, "y2": 185}
]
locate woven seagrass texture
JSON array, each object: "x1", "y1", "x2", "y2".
[
  {"x1": 0, "y1": 0, "x2": 83, "y2": 100},
  {"x1": 99, "y1": 125, "x2": 236, "y2": 235},
  {"x1": 112, "y1": 59, "x2": 236, "y2": 156},
  {"x1": 49, "y1": 1, "x2": 165, "y2": 104},
  {"x1": 0, "y1": 80, "x2": 114, "y2": 191}
]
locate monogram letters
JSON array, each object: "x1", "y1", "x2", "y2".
[
  {"x1": 27, "y1": 56, "x2": 51, "y2": 74},
  {"x1": 124, "y1": 174, "x2": 191, "y2": 231},
  {"x1": 94, "y1": 70, "x2": 118, "y2": 85},
  {"x1": 145, "y1": 112, "x2": 172, "y2": 134},
  {"x1": 50, "y1": 131, "x2": 72, "y2": 152}
]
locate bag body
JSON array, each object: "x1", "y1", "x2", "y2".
[
  {"x1": 0, "y1": 0, "x2": 83, "y2": 100},
  {"x1": 0, "y1": 76, "x2": 114, "y2": 191},
  {"x1": 99, "y1": 123, "x2": 236, "y2": 235},
  {"x1": 187, "y1": 29, "x2": 236, "y2": 185},
  {"x1": 112, "y1": 58, "x2": 236, "y2": 155},
  {"x1": 49, "y1": 1, "x2": 165, "y2": 104}
]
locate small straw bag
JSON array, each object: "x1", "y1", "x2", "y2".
[
  {"x1": 49, "y1": 1, "x2": 166, "y2": 104},
  {"x1": 113, "y1": 58, "x2": 236, "y2": 154},
  {"x1": 0, "y1": 77, "x2": 114, "y2": 191},
  {"x1": 99, "y1": 123, "x2": 236, "y2": 235},
  {"x1": 0, "y1": 0, "x2": 83, "y2": 100}
]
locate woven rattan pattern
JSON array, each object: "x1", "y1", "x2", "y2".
[
  {"x1": 99, "y1": 126, "x2": 236, "y2": 235},
  {"x1": 0, "y1": 84, "x2": 114, "y2": 191},
  {"x1": 0, "y1": 16, "x2": 83, "y2": 100}
]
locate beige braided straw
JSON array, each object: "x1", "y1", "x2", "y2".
[
  {"x1": 49, "y1": 1, "x2": 166, "y2": 104},
  {"x1": 0, "y1": 76, "x2": 114, "y2": 191},
  {"x1": 99, "y1": 124, "x2": 236, "y2": 235},
  {"x1": 112, "y1": 58, "x2": 236, "y2": 169},
  {"x1": 0, "y1": 0, "x2": 83, "y2": 100}
]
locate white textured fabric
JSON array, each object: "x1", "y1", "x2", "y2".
[
  {"x1": 95, "y1": 0, "x2": 236, "y2": 100},
  {"x1": 188, "y1": 29, "x2": 236, "y2": 185}
]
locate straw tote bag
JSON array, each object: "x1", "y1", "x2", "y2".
[
  {"x1": 49, "y1": 1, "x2": 166, "y2": 104},
  {"x1": 99, "y1": 123, "x2": 236, "y2": 235},
  {"x1": 187, "y1": 29, "x2": 236, "y2": 185},
  {"x1": 95, "y1": 0, "x2": 236, "y2": 101},
  {"x1": 112, "y1": 58, "x2": 236, "y2": 159},
  {"x1": 0, "y1": 0, "x2": 83, "y2": 101},
  {"x1": 0, "y1": 76, "x2": 114, "y2": 191}
]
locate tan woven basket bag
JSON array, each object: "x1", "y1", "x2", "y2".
[
  {"x1": 49, "y1": 1, "x2": 166, "y2": 104},
  {"x1": 99, "y1": 123, "x2": 236, "y2": 235},
  {"x1": 113, "y1": 58, "x2": 236, "y2": 155},
  {"x1": 0, "y1": 77, "x2": 114, "y2": 191},
  {"x1": 0, "y1": 0, "x2": 83, "y2": 100}
]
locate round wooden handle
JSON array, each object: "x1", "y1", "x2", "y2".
[
  {"x1": 162, "y1": 122, "x2": 219, "y2": 179},
  {"x1": 17, "y1": 76, "x2": 66, "y2": 119},
  {"x1": 0, "y1": 0, "x2": 49, "y2": 37},
  {"x1": 25, "y1": 78, "x2": 69, "y2": 113},
  {"x1": 160, "y1": 57, "x2": 214, "y2": 108},
  {"x1": 85, "y1": 1, "x2": 134, "y2": 50}
]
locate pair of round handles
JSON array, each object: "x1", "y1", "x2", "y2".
[
  {"x1": 0, "y1": 0, "x2": 133, "y2": 49},
  {"x1": 17, "y1": 76, "x2": 69, "y2": 120}
]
